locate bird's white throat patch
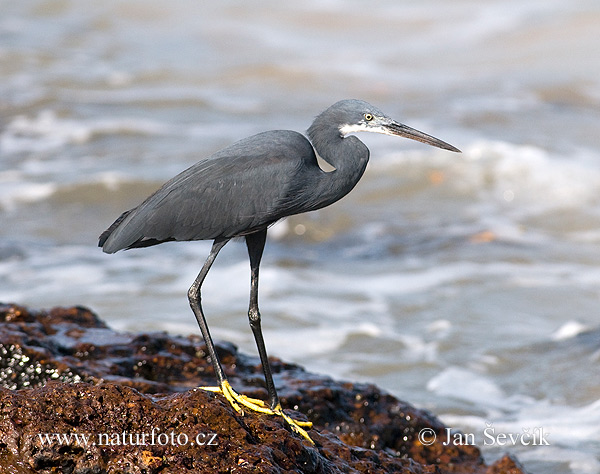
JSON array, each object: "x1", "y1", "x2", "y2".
[{"x1": 339, "y1": 122, "x2": 388, "y2": 137}]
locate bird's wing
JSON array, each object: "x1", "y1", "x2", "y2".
[{"x1": 100, "y1": 130, "x2": 318, "y2": 252}]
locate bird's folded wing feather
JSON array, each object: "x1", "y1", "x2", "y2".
[{"x1": 100, "y1": 130, "x2": 319, "y2": 252}]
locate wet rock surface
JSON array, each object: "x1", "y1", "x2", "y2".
[{"x1": 0, "y1": 303, "x2": 526, "y2": 473}]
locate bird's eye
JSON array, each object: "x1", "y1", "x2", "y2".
[{"x1": 364, "y1": 113, "x2": 373, "y2": 121}]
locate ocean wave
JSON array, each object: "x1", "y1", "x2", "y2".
[
  {"x1": 0, "y1": 110, "x2": 175, "y2": 154},
  {"x1": 377, "y1": 139, "x2": 600, "y2": 215}
]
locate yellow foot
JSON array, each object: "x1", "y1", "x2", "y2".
[
  {"x1": 272, "y1": 403, "x2": 314, "y2": 444},
  {"x1": 200, "y1": 381, "x2": 271, "y2": 414},
  {"x1": 199, "y1": 381, "x2": 314, "y2": 445}
]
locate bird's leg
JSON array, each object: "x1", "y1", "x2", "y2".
[
  {"x1": 189, "y1": 239, "x2": 231, "y2": 398},
  {"x1": 246, "y1": 230, "x2": 279, "y2": 410},
  {"x1": 191, "y1": 238, "x2": 275, "y2": 416},
  {"x1": 246, "y1": 230, "x2": 314, "y2": 443}
]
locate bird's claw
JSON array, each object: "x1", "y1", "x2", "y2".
[
  {"x1": 273, "y1": 405, "x2": 314, "y2": 444},
  {"x1": 199, "y1": 381, "x2": 314, "y2": 444}
]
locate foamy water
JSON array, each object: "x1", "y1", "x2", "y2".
[{"x1": 1, "y1": 1, "x2": 599, "y2": 471}]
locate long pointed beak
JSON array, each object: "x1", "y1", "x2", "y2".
[{"x1": 385, "y1": 121, "x2": 461, "y2": 153}]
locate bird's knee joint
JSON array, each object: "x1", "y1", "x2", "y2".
[
  {"x1": 248, "y1": 308, "x2": 261, "y2": 324},
  {"x1": 187, "y1": 286, "x2": 200, "y2": 303}
]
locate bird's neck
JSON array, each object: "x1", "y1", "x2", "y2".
[{"x1": 307, "y1": 125, "x2": 370, "y2": 209}]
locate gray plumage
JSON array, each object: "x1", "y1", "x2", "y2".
[{"x1": 99, "y1": 99, "x2": 458, "y2": 252}]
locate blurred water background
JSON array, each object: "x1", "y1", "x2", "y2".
[{"x1": 1, "y1": 1, "x2": 600, "y2": 471}]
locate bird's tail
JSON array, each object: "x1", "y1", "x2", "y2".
[{"x1": 98, "y1": 210, "x2": 132, "y2": 252}]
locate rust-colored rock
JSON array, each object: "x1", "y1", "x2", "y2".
[{"x1": 0, "y1": 303, "x2": 525, "y2": 473}]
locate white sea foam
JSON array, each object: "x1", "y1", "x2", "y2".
[
  {"x1": 0, "y1": 165, "x2": 148, "y2": 212},
  {"x1": 427, "y1": 367, "x2": 508, "y2": 411},
  {"x1": 552, "y1": 321, "x2": 589, "y2": 341},
  {"x1": 379, "y1": 140, "x2": 600, "y2": 216},
  {"x1": 439, "y1": 393, "x2": 600, "y2": 474},
  {"x1": 0, "y1": 110, "x2": 175, "y2": 154},
  {"x1": 0, "y1": 170, "x2": 56, "y2": 211}
]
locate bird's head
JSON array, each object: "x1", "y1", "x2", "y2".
[{"x1": 332, "y1": 99, "x2": 460, "y2": 153}]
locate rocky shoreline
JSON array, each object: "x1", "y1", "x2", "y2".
[{"x1": 0, "y1": 303, "x2": 526, "y2": 473}]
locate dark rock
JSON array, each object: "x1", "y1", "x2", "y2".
[{"x1": 0, "y1": 303, "x2": 526, "y2": 473}]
